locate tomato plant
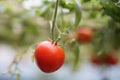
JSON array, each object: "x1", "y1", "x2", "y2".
[
  {"x1": 34, "y1": 41, "x2": 65, "y2": 73},
  {"x1": 76, "y1": 27, "x2": 93, "y2": 43},
  {"x1": 2, "y1": 0, "x2": 120, "y2": 79}
]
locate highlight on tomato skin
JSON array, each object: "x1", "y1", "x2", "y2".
[
  {"x1": 76, "y1": 27, "x2": 93, "y2": 43},
  {"x1": 34, "y1": 41, "x2": 65, "y2": 73}
]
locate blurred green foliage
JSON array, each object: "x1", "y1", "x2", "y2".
[
  {"x1": 0, "y1": 0, "x2": 120, "y2": 71},
  {"x1": 0, "y1": 1, "x2": 49, "y2": 46},
  {"x1": 100, "y1": 0, "x2": 120, "y2": 22}
]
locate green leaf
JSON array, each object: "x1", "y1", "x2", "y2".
[
  {"x1": 111, "y1": 0, "x2": 119, "y2": 3},
  {"x1": 36, "y1": 2, "x2": 54, "y2": 20},
  {"x1": 60, "y1": 0, "x2": 74, "y2": 10},
  {"x1": 100, "y1": 0, "x2": 120, "y2": 22},
  {"x1": 73, "y1": 43, "x2": 79, "y2": 69},
  {"x1": 74, "y1": 0, "x2": 82, "y2": 27}
]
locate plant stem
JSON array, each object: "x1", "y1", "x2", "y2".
[{"x1": 51, "y1": 0, "x2": 59, "y2": 42}]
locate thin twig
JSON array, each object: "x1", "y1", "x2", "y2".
[{"x1": 82, "y1": 7, "x2": 103, "y2": 11}]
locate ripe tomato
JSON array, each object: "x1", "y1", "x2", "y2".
[
  {"x1": 90, "y1": 55, "x2": 101, "y2": 65},
  {"x1": 34, "y1": 41, "x2": 65, "y2": 73},
  {"x1": 105, "y1": 53, "x2": 118, "y2": 65},
  {"x1": 76, "y1": 27, "x2": 93, "y2": 43}
]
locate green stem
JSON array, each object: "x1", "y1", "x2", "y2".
[{"x1": 51, "y1": 0, "x2": 59, "y2": 42}]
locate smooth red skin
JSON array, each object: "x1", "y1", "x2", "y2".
[
  {"x1": 35, "y1": 41, "x2": 65, "y2": 73},
  {"x1": 105, "y1": 53, "x2": 118, "y2": 65},
  {"x1": 91, "y1": 55, "x2": 101, "y2": 65},
  {"x1": 77, "y1": 27, "x2": 93, "y2": 43}
]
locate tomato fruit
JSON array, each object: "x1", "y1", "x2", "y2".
[
  {"x1": 34, "y1": 41, "x2": 65, "y2": 73},
  {"x1": 76, "y1": 27, "x2": 93, "y2": 43},
  {"x1": 105, "y1": 53, "x2": 118, "y2": 65},
  {"x1": 90, "y1": 55, "x2": 102, "y2": 65}
]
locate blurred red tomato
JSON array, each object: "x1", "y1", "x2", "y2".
[
  {"x1": 76, "y1": 27, "x2": 93, "y2": 43},
  {"x1": 105, "y1": 53, "x2": 118, "y2": 65},
  {"x1": 90, "y1": 55, "x2": 102, "y2": 65}
]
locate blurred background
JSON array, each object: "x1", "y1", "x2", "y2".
[{"x1": 0, "y1": 0, "x2": 120, "y2": 80}]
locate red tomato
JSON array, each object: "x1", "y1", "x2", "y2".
[
  {"x1": 91, "y1": 55, "x2": 101, "y2": 65},
  {"x1": 76, "y1": 27, "x2": 93, "y2": 43},
  {"x1": 105, "y1": 53, "x2": 118, "y2": 65},
  {"x1": 34, "y1": 41, "x2": 65, "y2": 73}
]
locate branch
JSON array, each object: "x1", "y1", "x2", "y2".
[{"x1": 82, "y1": 7, "x2": 103, "y2": 11}]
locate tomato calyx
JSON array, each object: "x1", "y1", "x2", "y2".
[{"x1": 52, "y1": 41, "x2": 57, "y2": 46}]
